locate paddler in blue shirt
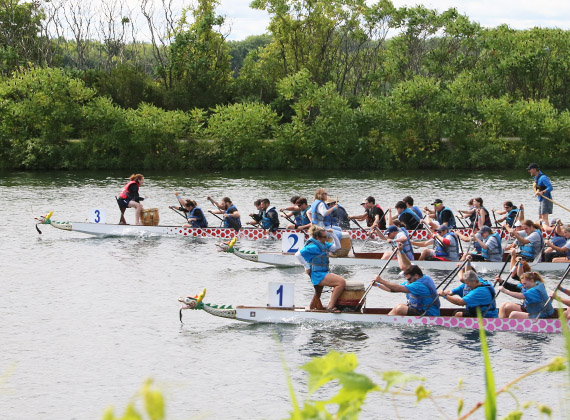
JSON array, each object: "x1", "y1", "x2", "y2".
[
  {"x1": 371, "y1": 243, "x2": 440, "y2": 316},
  {"x1": 499, "y1": 271, "x2": 554, "y2": 319},
  {"x1": 439, "y1": 269, "x2": 498, "y2": 318},
  {"x1": 527, "y1": 163, "x2": 554, "y2": 226},
  {"x1": 295, "y1": 226, "x2": 346, "y2": 313}
]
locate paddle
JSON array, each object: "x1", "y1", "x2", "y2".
[
  {"x1": 455, "y1": 214, "x2": 467, "y2": 228},
  {"x1": 491, "y1": 210, "x2": 500, "y2": 228},
  {"x1": 420, "y1": 259, "x2": 470, "y2": 317},
  {"x1": 358, "y1": 246, "x2": 399, "y2": 309},
  {"x1": 536, "y1": 195, "x2": 570, "y2": 213},
  {"x1": 169, "y1": 205, "x2": 189, "y2": 221},
  {"x1": 482, "y1": 261, "x2": 519, "y2": 317},
  {"x1": 208, "y1": 209, "x2": 224, "y2": 225},
  {"x1": 535, "y1": 263, "x2": 570, "y2": 319}
]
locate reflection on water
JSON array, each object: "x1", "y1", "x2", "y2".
[
  {"x1": 391, "y1": 325, "x2": 441, "y2": 350},
  {"x1": 299, "y1": 324, "x2": 369, "y2": 358}
]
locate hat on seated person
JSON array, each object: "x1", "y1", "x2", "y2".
[
  {"x1": 479, "y1": 226, "x2": 492, "y2": 235},
  {"x1": 514, "y1": 221, "x2": 522, "y2": 227},
  {"x1": 550, "y1": 218, "x2": 560, "y2": 226},
  {"x1": 526, "y1": 163, "x2": 540, "y2": 170},
  {"x1": 436, "y1": 224, "x2": 449, "y2": 232},
  {"x1": 326, "y1": 197, "x2": 336, "y2": 204},
  {"x1": 386, "y1": 225, "x2": 399, "y2": 234},
  {"x1": 431, "y1": 198, "x2": 443, "y2": 205}
]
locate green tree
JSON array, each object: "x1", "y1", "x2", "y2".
[{"x1": 167, "y1": 0, "x2": 232, "y2": 110}]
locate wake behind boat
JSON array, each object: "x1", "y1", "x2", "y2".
[
  {"x1": 179, "y1": 289, "x2": 568, "y2": 334},
  {"x1": 230, "y1": 246, "x2": 570, "y2": 272}
]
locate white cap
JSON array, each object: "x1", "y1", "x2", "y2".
[{"x1": 514, "y1": 221, "x2": 522, "y2": 227}]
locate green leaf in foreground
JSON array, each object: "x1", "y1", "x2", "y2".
[{"x1": 477, "y1": 308, "x2": 496, "y2": 420}]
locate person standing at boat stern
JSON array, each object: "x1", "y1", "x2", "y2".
[
  {"x1": 207, "y1": 195, "x2": 241, "y2": 231},
  {"x1": 372, "y1": 243, "x2": 440, "y2": 316},
  {"x1": 295, "y1": 226, "x2": 346, "y2": 313},
  {"x1": 527, "y1": 163, "x2": 553, "y2": 226},
  {"x1": 117, "y1": 174, "x2": 145, "y2": 225}
]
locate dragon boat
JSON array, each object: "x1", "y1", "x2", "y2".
[
  {"x1": 230, "y1": 246, "x2": 569, "y2": 272},
  {"x1": 179, "y1": 289, "x2": 569, "y2": 334},
  {"x1": 34, "y1": 212, "x2": 500, "y2": 240}
]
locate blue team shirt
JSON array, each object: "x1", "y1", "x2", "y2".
[
  {"x1": 462, "y1": 282, "x2": 498, "y2": 318},
  {"x1": 403, "y1": 281, "x2": 440, "y2": 316},
  {"x1": 299, "y1": 241, "x2": 333, "y2": 285}
]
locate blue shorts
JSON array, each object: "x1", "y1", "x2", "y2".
[
  {"x1": 117, "y1": 197, "x2": 130, "y2": 208},
  {"x1": 539, "y1": 199, "x2": 553, "y2": 215}
]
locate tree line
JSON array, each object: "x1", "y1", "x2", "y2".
[{"x1": 1, "y1": 0, "x2": 570, "y2": 170}]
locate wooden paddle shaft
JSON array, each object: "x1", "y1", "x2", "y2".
[{"x1": 538, "y1": 195, "x2": 570, "y2": 213}]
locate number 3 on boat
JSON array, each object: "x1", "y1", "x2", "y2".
[{"x1": 89, "y1": 208, "x2": 107, "y2": 224}]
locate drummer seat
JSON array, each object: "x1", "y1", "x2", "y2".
[{"x1": 116, "y1": 196, "x2": 127, "y2": 225}]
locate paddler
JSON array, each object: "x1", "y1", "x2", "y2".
[
  {"x1": 349, "y1": 196, "x2": 386, "y2": 232},
  {"x1": 371, "y1": 242, "x2": 440, "y2": 316},
  {"x1": 259, "y1": 198, "x2": 279, "y2": 233},
  {"x1": 493, "y1": 201, "x2": 520, "y2": 227},
  {"x1": 416, "y1": 224, "x2": 460, "y2": 261},
  {"x1": 424, "y1": 198, "x2": 456, "y2": 229},
  {"x1": 246, "y1": 199, "x2": 263, "y2": 226},
  {"x1": 498, "y1": 271, "x2": 554, "y2": 319},
  {"x1": 327, "y1": 198, "x2": 350, "y2": 230},
  {"x1": 169, "y1": 191, "x2": 208, "y2": 228},
  {"x1": 380, "y1": 224, "x2": 414, "y2": 261},
  {"x1": 207, "y1": 195, "x2": 242, "y2": 231},
  {"x1": 388, "y1": 200, "x2": 420, "y2": 230},
  {"x1": 117, "y1": 173, "x2": 145, "y2": 225},
  {"x1": 439, "y1": 267, "x2": 498, "y2": 318},
  {"x1": 544, "y1": 223, "x2": 570, "y2": 262},
  {"x1": 469, "y1": 226, "x2": 503, "y2": 262},
  {"x1": 504, "y1": 219, "x2": 544, "y2": 262},
  {"x1": 295, "y1": 226, "x2": 346, "y2": 313}
]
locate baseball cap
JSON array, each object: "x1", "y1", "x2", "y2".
[
  {"x1": 514, "y1": 221, "x2": 522, "y2": 227},
  {"x1": 431, "y1": 199, "x2": 443, "y2": 206},
  {"x1": 550, "y1": 218, "x2": 560, "y2": 226},
  {"x1": 386, "y1": 225, "x2": 399, "y2": 234},
  {"x1": 526, "y1": 163, "x2": 539, "y2": 170},
  {"x1": 480, "y1": 226, "x2": 492, "y2": 234}
]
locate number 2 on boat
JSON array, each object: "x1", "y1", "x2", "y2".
[{"x1": 283, "y1": 232, "x2": 304, "y2": 253}]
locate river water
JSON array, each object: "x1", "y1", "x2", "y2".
[{"x1": 1, "y1": 169, "x2": 570, "y2": 419}]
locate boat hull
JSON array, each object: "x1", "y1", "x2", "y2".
[
  {"x1": 234, "y1": 306, "x2": 566, "y2": 333},
  {"x1": 43, "y1": 219, "x2": 514, "y2": 241},
  {"x1": 232, "y1": 247, "x2": 569, "y2": 272}
]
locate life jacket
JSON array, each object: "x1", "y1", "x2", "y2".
[
  {"x1": 295, "y1": 209, "x2": 311, "y2": 227},
  {"x1": 331, "y1": 205, "x2": 350, "y2": 229},
  {"x1": 435, "y1": 232, "x2": 460, "y2": 260},
  {"x1": 481, "y1": 207, "x2": 492, "y2": 227},
  {"x1": 437, "y1": 206, "x2": 456, "y2": 229},
  {"x1": 551, "y1": 234, "x2": 566, "y2": 248},
  {"x1": 119, "y1": 180, "x2": 138, "y2": 199},
  {"x1": 305, "y1": 238, "x2": 329, "y2": 273},
  {"x1": 261, "y1": 207, "x2": 278, "y2": 230},
  {"x1": 505, "y1": 207, "x2": 518, "y2": 227},
  {"x1": 366, "y1": 204, "x2": 385, "y2": 228},
  {"x1": 481, "y1": 232, "x2": 503, "y2": 262},
  {"x1": 398, "y1": 208, "x2": 420, "y2": 229},
  {"x1": 535, "y1": 172, "x2": 553, "y2": 200},
  {"x1": 520, "y1": 230, "x2": 543, "y2": 260},
  {"x1": 412, "y1": 206, "x2": 423, "y2": 219},
  {"x1": 466, "y1": 282, "x2": 497, "y2": 318},
  {"x1": 189, "y1": 207, "x2": 208, "y2": 228},
  {"x1": 398, "y1": 228, "x2": 415, "y2": 260},
  {"x1": 224, "y1": 204, "x2": 241, "y2": 231},
  {"x1": 310, "y1": 200, "x2": 332, "y2": 227},
  {"x1": 524, "y1": 282, "x2": 554, "y2": 318},
  {"x1": 407, "y1": 275, "x2": 439, "y2": 313}
]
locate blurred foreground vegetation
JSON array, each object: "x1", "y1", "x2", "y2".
[{"x1": 2, "y1": 0, "x2": 570, "y2": 170}]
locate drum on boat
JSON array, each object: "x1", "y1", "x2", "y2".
[
  {"x1": 140, "y1": 208, "x2": 160, "y2": 226},
  {"x1": 336, "y1": 281, "x2": 365, "y2": 311},
  {"x1": 329, "y1": 232, "x2": 352, "y2": 258}
]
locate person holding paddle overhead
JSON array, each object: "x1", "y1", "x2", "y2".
[
  {"x1": 527, "y1": 163, "x2": 554, "y2": 226},
  {"x1": 469, "y1": 226, "x2": 503, "y2": 262},
  {"x1": 295, "y1": 226, "x2": 346, "y2": 313},
  {"x1": 117, "y1": 174, "x2": 145, "y2": 225},
  {"x1": 499, "y1": 271, "x2": 555, "y2": 319},
  {"x1": 170, "y1": 192, "x2": 208, "y2": 228},
  {"x1": 207, "y1": 195, "x2": 241, "y2": 232},
  {"x1": 371, "y1": 242, "x2": 440, "y2": 316}
]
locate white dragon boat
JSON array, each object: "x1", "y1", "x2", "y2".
[
  {"x1": 34, "y1": 212, "x2": 512, "y2": 240},
  {"x1": 230, "y1": 246, "x2": 569, "y2": 272},
  {"x1": 178, "y1": 289, "x2": 569, "y2": 334}
]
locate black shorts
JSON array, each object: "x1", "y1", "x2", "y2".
[{"x1": 406, "y1": 306, "x2": 422, "y2": 316}]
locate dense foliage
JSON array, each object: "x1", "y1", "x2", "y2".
[{"x1": 2, "y1": 0, "x2": 570, "y2": 170}]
